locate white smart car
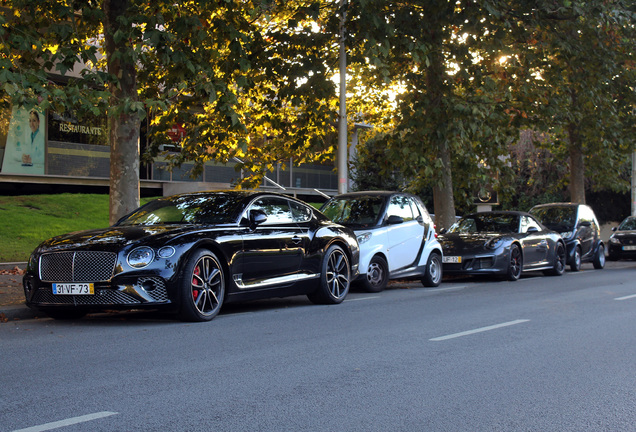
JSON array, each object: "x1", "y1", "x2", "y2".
[{"x1": 321, "y1": 191, "x2": 443, "y2": 292}]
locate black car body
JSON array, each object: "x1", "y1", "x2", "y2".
[
  {"x1": 23, "y1": 191, "x2": 359, "y2": 321},
  {"x1": 529, "y1": 203, "x2": 605, "y2": 271},
  {"x1": 438, "y1": 211, "x2": 566, "y2": 281},
  {"x1": 608, "y1": 216, "x2": 636, "y2": 260}
]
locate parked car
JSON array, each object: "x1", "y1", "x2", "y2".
[
  {"x1": 320, "y1": 191, "x2": 442, "y2": 292},
  {"x1": 529, "y1": 203, "x2": 605, "y2": 271},
  {"x1": 608, "y1": 216, "x2": 636, "y2": 261},
  {"x1": 23, "y1": 191, "x2": 359, "y2": 321},
  {"x1": 438, "y1": 211, "x2": 566, "y2": 281}
]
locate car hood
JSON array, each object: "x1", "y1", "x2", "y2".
[
  {"x1": 438, "y1": 233, "x2": 506, "y2": 253},
  {"x1": 37, "y1": 225, "x2": 205, "y2": 252}
]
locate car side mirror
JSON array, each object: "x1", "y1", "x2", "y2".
[
  {"x1": 527, "y1": 226, "x2": 539, "y2": 233},
  {"x1": 386, "y1": 215, "x2": 404, "y2": 225},
  {"x1": 580, "y1": 221, "x2": 591, "y2": 227},
  {"x1": 612, "y1": 226, "x2": 617, "y2": 232},
  {"x1": 248, "y1": 209, "x2": 268, "y2": 228},
  {"x1": 439, "y1": 228, "x2": 447, "y2": 235}
]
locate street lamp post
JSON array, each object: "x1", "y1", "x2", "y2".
[{"x1": 337, "y1": 0, "x2": 348, "y2": 194}]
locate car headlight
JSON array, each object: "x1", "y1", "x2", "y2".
[
  {"x1": 485, "y1": 237, "x2": 504, "y2": 249},
  {"x1": 356, "y1": 232, "x2": 372, "y2": 245},
  {"x1": 609, "y1": 237, "x2": 621, "y2": 245},
  {"x1": 127, "y1": 247, "x2": 155, "y2": 268},
  {"x1": 560, "y1": 231, "x2": 574, "y2": 240},
  {"x1": 157, "y1": 246, "x2": 176, "y2": 258}
]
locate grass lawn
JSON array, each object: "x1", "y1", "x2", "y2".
[{"x1": 0, "y1": 194, "x2": 155, "y2": 262}]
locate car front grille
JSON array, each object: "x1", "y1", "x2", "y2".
[{"x1": 40, "y1": 251, "x2": 117, "y2": 282}]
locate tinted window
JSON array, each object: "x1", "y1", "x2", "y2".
[
  {"x1": 618, "y1": 217, "x2": 636, "y2": 231},
  {"x1": 530, "y1": 206, "x2": 576, "y2": 231},
  {"x1": 321, "y1": 195, "x2": 384, "y2": 228},
  {"x1": 250, "y1": 197, "x2": 293, "y2": 224},
  {"x1": 117, "y1": 193, "x2": 243, "y2": 226},
  {"x1": 290, "y1": 201, "x2": 313, "y2": 223},
  {"x1": 449, "y1": 214, "x2": 519, "y2": 234}
]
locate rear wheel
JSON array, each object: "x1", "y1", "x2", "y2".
[
  {"x1": 361, "y1": 256, "x2": 388, "y2": 293},
  {"x1": 570, "y1": 246, "x2": 582, "y2": 272},
  {"x1": 178, "y1": 249, "x2": 225, "y2": 322},
  {"x1": 308, "y1": 244, "x2": 350, "y2": 304},
  {"x1": 421, "y1": 252, "x2": 442, "y2": 287},
  {"x1": 593, "y1": 244, "x2": 605, "y2": 269},
  {"x1": 506, "y1": 244, "x2": 523, "y2": 281},
  {"x1": 545, "y1": 242, "x2": 566, "y2": 276}
]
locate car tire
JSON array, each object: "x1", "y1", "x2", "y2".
[
  {"x1": 178, "y1": 249, "x2": 225, "y2": 322},
  {"x1": 41, "y1": 308, "x2": 87, "y2": 320},
  {"x1": 361, "y1": 255, "x2": 389, "y2": 293},
  {"x1": 593, "y1": 244, "x2": 605, "y2": 269},
  {"x1": 545, "y1": 242, "x2": 566, "y2": 276},
  {"x1": 570, "y1": 246, "x2": 582, "y2": 272},
  {"x1": 308, "y1": 244, "x2": 350, "y2": 304},
  {"x1": 421, "y1": 252, "x2": 442, "y2": 287},
  {"x1": 506, "y1": 244, "x2": 523, "y2": 281}
]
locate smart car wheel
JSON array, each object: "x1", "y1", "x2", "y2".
[
  {"x1": 308, "y1": 244, "x2": 350, "y2": 304},
  {"x1": 545, "y1": 242, "x2": 566, "y2": 276},
  {"x1": 593, "y1": 244, "x2": 605, "y2": 269},
  {"x1": 506, "y1": 244, "x2": 523, "y2": 281},
  {"x1": 570, "y1": 246, "x2": 582, "y2": 272},
  {"x1": 361, "y1": 256, "x2": 388, "y2": 293},
  {"x1": 178, "y1": 249, "x2": 225, "y2": 322},
  {"x1": 422, "y1": 252, "x2": 442, "y2": 287}
]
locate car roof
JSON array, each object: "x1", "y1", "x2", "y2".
[
  {"x1": 465, "y1": 210, "x2": 531, "y2": 217},
  {"x1": 530, "y1": 202, "x2": 584, "y2": 209},
  {"x1": 329, "y1": 191, "x2": 413, "y2": 198}
]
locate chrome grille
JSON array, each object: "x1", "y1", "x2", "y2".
[{"x1": 40, "y1": 251, "x2": 117, "y2": 282}]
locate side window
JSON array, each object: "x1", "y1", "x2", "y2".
[
  {"x1": 290, "y1": 201, "x2": 313, "y2": 223},
  {"x1": 521, "y1": 216, "x2": 541, "y2": 233},
  {"x1": 387, "y1": 195, "x2": 414, "y2": 222},
  {"x1": 249, "y1": 197, "x2": 293, "y2": 224}
]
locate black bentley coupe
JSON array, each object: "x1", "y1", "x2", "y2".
[
  {"x1": 23, "y1": 191, "x2": 359, "y2": 321},
  {"x1": 438, "y1": 211, "x2": 566, "y2": 281}
]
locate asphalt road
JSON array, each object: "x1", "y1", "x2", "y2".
[{"x1": 2, "y1": 261, "x2": 635, "y2": 432}]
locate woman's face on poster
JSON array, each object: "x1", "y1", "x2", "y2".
[{"x1": 29, "y1": 112, "x2": 40, "y2": 133}]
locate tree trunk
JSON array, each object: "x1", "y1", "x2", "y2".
[
  {"x1": 104, "y1": 0, "x2": 141, "y2": 225},
  {"x1": 568, "y1": 123, "x2": 586, "y2": 204},
  {"x1": 427, "y1": 30, "x2": 456, "y2": 230}
]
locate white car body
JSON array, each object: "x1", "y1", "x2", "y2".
[{"x1": 321, "y1": 191, "x2": 443, "y2": 291}]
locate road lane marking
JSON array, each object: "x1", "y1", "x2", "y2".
[
  {"x1": 345, "y1": 296, "x2": 381, "y2": 302},
  {"x1": 615, "y1": 294, "x2": 636, "y2": 301},
  {"x1": 430, "y1": 319, "x2": 530, "y2": 342},
  {"x1": 12, "y1": 411, "x2": 118, "y2": 432},
  {"x1": 424, "y1": 285, "x2": 466, "y2": 293}
]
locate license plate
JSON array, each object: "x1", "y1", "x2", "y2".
[
  {"x1": 52, "y1": 283, "x2": 94, "y2": 295},
  {"x1": 443, "y1": 256, "x2": 462, "y2": 263},
  {"x1": 623, "y1": 246, "x2": 636, "y2": 251}
]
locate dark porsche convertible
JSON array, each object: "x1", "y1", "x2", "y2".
[
  {"x1": 23, "y1": 191, "x2": 359, "y2": 321},
  {"x1": 438, "y1": 211, "x2": 566, "y2": 281}
]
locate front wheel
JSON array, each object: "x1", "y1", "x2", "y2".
[
  {"x1": 570, "y1": 246, "x2": 582, "y2": 272},
  {"x1": 506, "y1": 244, "x2": 523, "y2": 281},
  {"x1": 178, "y1": 249, "x2": 225, "y2": 322},
  {"x1": 308, "y1": 244, "x2": 350, "y2": 304},
  {"x1": 361, "y1": 256, "x2": 388, "y2": 293},
  {"x1": 593, "y1": 244, "x2": 605, "y2": 269},
  {"x1": 421, "y1": 252, "x2": 442, "y2": 287}
]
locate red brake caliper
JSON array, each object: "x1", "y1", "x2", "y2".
[{"x1": 192, "y1": 265, "x2": 200, "y2": 300}]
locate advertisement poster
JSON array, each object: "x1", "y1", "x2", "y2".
[{"x1": 1, "y1": 106, "x2": 45, "y2": 174}]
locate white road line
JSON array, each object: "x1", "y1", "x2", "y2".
[
  {"x1": 12, "y1": 411, "x2": 118, "y2": 432},
  {"x1": 430, "y1": 319, "x2": 530, "y2": 342},
  {"x1": 345, "y1": 296, "x2": 381, "y2": 302},
  {"x1": 615, "y1": 294, "x2": 636, "y2": 301},
  {"x1": 424, "y1": 285, "x2": 466, "y2": 293}
]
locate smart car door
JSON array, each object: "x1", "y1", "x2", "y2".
[
  {"x1": 384, "y1": 195, "x2": 425, "y2": 271},
  {"x1": 520, "y1": 215, "x2": 549, "y2": 267}
]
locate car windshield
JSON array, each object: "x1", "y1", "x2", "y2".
[
  {"x1": 448, "y1": 213, "x2": 520, "y2": 234},
  {"x1": 321, "y1": 195, "x2": 385, "y2": 228},
  {"x1": 116, "y1": 193, "x2": 244, "y2": 226},
  {"x1": 618, "y1": 217, "x2": 636, "y2": 231},
  {"x1": 530, "y1": 206, "x2": 575, "y2": 232}
]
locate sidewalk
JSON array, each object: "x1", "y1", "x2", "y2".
[{"x1": 0, "y1": 262, "x2": 38, "y2": 322}]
